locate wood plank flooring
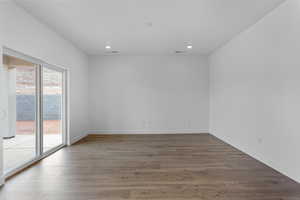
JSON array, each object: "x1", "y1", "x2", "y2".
[{"x1": 1, "y1": 134, "x2": 300, "y2": 200}]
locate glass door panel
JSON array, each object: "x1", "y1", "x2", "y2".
[
  {"x1": 42, "y1": 67, "x2": 64, "y2": 152},
  {"x1": 1, "y1": 49, "x2": 67, "y2": 178},
  {"x1": 2, "y1": 54, "x2": 38, "y2": 171}
]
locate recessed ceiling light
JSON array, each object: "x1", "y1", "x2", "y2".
[
  {"x1": 187, "y1": 45, "x2": 193, "y2": 49},
  {"x1": 105, "y1": 45, "x2": 111, "y2": 49}
]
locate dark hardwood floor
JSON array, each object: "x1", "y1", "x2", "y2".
[{"x1": 1, "y1": 134, "x2": 300, "y2": 200}]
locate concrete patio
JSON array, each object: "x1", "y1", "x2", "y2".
[{"x1": 3, "y1": 134, "x2": 62, "y2": 171}]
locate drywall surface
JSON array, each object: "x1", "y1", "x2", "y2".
[
  {"x1": 210, "y1": 0, "x2": 300, "y2": 182},
  {"x1": 89, "y1": 55, "x2": 209, "y2": 134},
  {"x1": 0, "y1": 44, "x2": 3, "y2": 186},
  {"x1": 0, "y1": 1, "x2": 89, "y2": 182},
  {"x1": 0, "y1": 1, "x2": 5, "y2": 185},
  {"x1": 0, "y1": 1, "x2": 89, "y2": 143}
]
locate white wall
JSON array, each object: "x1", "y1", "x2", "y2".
[
  {"x1": 1, "y1": 0, "x2": 298, "y2": 187},
  {"x1": 0, "y1": 47, "x2": 3, "y2": 185},
  {"x1": 0, "y1": 1, "x2": 89, "y2": 141},
  {"x1": 88, "y1": 55, "x2": 209, "y2": 134},
  {"x1": 0, "y1": 1, "x2": 89, "y2": 183},
  {"x1": 210, "y1": 0, "x2": 300, "y2": 183}
]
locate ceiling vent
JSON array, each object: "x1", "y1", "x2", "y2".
[
  {"x1": 175, "y1": 50, "x2": 186, "y2": 54},
  {"x1": 106, "y1": 50, "x2": 120, "y2": 54}
]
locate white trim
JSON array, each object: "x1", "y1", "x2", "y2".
[
  {"x1": 66, "y1": 70, "x2": 71, "y2": 146},
  {"x1": 43, "y1": 63, "x2": 66, "y2": 73},
  {"x1": 63, "y1": 69, "x2": 69, "y2": 146},
  {"x1": 70, "y1": 133, "x2": 88, "y2": 145},
  {"x1": 3, "y1": 47, "x2": 68, "y2": 71},
  {"x1": 3, "y1": 47, "x2": 44, "y2": 66},
  {"x1": 0, "y1": 176, "x2": 4, "y2": 186},
  {"x1": 87, "y1": 129, "x2": 209, "y2": 135}
]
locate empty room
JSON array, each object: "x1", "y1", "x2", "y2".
[{"x1": 0, "y1": 0, "x2": 300, "y2": 199}]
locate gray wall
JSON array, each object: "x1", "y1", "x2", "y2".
[
  {"x1": 209, "y1": 0, "x2": 300, "y2": 183},
  {"x1": 88, "y1": 55, "x2": 209, "y2": 133},
  {"x1": 0, "y1": 1, "x2": 89, "y2": 184},
  {"x1": 0, "y1": 1, "x2": 89, "y2": 142}
]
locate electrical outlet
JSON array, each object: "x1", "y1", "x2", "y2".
[
  {"x1": 258, "y1": 138, "x2": 263, "y2": 144},
  {"x1": 184, "y1": 120, "x2": 191, "y2": 128},
  {"x1": 187, "y1": 120, "x2": 191, "y2": 128},
  {"x1": 142, "y1": 120, "x2": 150, "y2": 129}
]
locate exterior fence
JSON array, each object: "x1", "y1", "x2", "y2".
[{"x1": 16, "y1": 95, "x2": 62, "y2": 121}]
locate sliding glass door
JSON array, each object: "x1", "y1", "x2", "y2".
[
  {"x1": 1, "y1": 48, "x2": 67, "y2": 176},
  {"x1": 2, "y1": 54, "x2": 38, "y2": 171},
  {"x1": 42, "y1": 66, "x2": 64, "y2": 152}
]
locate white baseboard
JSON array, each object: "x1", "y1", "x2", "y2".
[
  {"x1": 70, "y1": 133, "x2": 88, "y2": 145},
  {"x1": 87, "y1": 129, "x2": 209, "y2": 135},
  {"x1": 210, "y1": 132, "x2": 300, "y2": 184}
]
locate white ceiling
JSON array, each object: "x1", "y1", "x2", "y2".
[{"x1": 15, "y1": 0, "x2": 285, "y2": 55}]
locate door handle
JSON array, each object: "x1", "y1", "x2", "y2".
[{"x1": 0, "y1": 109, "x2": 7, "y2": 120}]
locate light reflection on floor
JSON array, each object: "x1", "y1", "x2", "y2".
[{"x1": 3, "y1": 134, "x2": 62, "y2": 171}]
